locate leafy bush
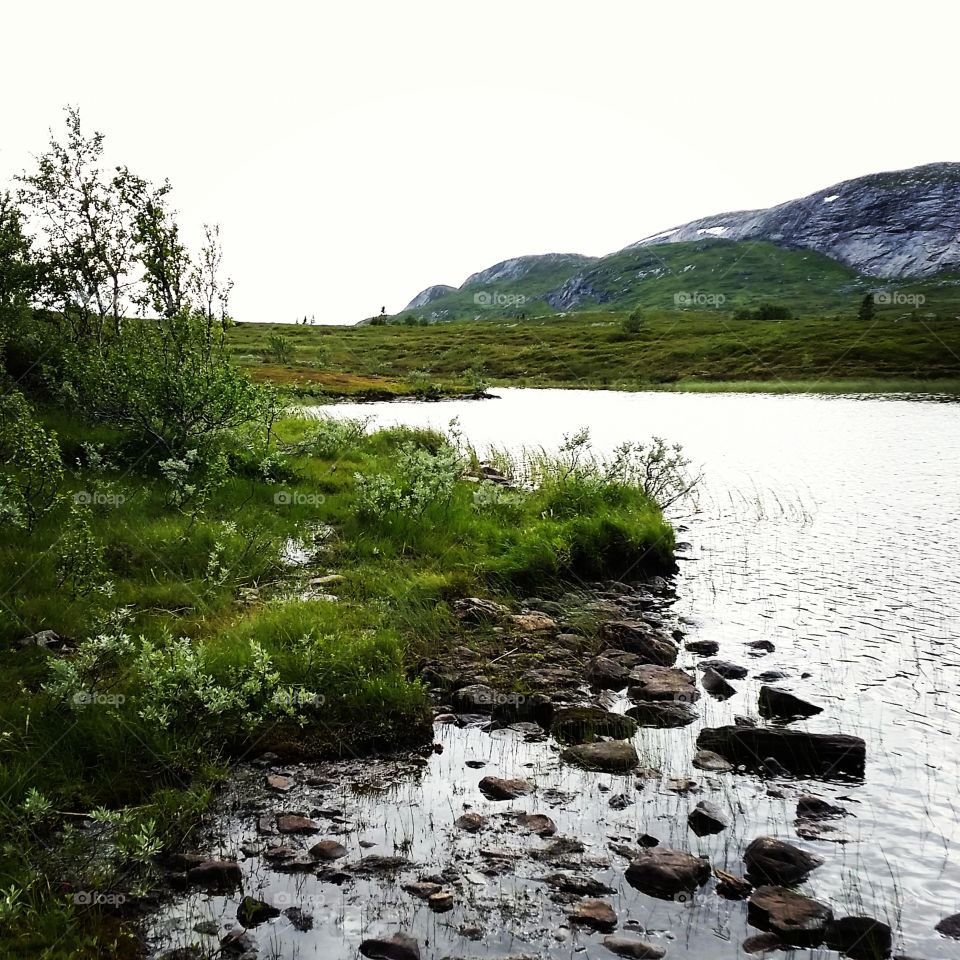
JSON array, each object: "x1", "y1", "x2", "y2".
[
  {"x1": 266, "y1": 333, "x2": 296, "y2": 363},
  {"x1": 622, "y1": 307, "x2": 644, "y2": 334},
  {"x1": 55, "y1": 503, "x2": 110, "y2": 598}
]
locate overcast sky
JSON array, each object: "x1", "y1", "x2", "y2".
[{"x1": 1, "y1": 1, "x2": 957, "y2": 324}]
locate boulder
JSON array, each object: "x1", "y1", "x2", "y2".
[
  {"x1": 701, "y1": 667, "x2": 736, "y2": 699},
  {"x1": 454, "y1": 812, "x2": 486, "y2": 832},
  {"x1": 796, "y1": 795, "x2": 848, "y2": 820},
  {"x1": 628, "y1": 665, "x2": 699, "y2": 702},
  {"x1": 748, "y1": 885, "x2": 832, "y2": 946},
  {"x1": 759, "y1": 686, "x2": 823, "y2": 719},
  {"x1": 402, "y1": 881, "x2": 442, "y2": 900},
  {"x1": 568, "y1": 898, "x2": 618, "y2": 932},
  {"x1": 562, "y1": 740, "x2": 638, "y2": 773},
  {"x1": 687, "y1": 800, "x2": 729, "y2": 836},
  {"x1": 936, "y1": 913, "x2": 960, "y2": 938},
  {"x1": 18, "y1": 629, "x2": 61, "y2": 649},
  {"x1": 825, "y1": 916, "x2": 893, "y2": 959},
  {"x1": 359, "y1": 933, "x2": 421, "y2": 960},
  {"x1": 551, "y1": 706, "x2": 637, "y2": 744},
  {"x1": 696, "y1": 725, "x2": 866, "y2": 777},
  {"x1": 478, "y1": 776, "x2": 535, "y2": 800},
  {"x1": 516, "y1": 813, "x2": 556, "y2": 836},
  {"x1": 586, "y1": 655, "x2": 633, "y2": 689},
  {"x1": 276, "y1": 814, "x2": 319, "y2": 834},
  {"x1": 626, "y1": 701, "x2": 698, "y2": 727},
  {"x1": 601, "y1": 620, "x2": 678, "y2": 665},
  {"x1": 265, "y1": 773, "x2": 293, "y2": 792},
  {"x1": 309, "y1": 839, "x2": 348, "y2": 861},
  {"x1": 692, "y1": 749, "x2": 733, "y2": 772},
  {"x1": 685, "y1": 639, "x2": 720, "y2": 656},
  {"x1": 744, "y1": 837, "x2": 823, "y2": 885},
  {"x1": 625, "y1": 847, "x2": 710, "y2": 899},
  {"x1": 603, "y1": 935, "x2": 666, "y2": 959},
  {"x1": 699, "y1": 659, "x2": 748, "y2": 679},
  {"x1": 452, "y1": 684, "x2": 497, "y2": 712},
  {"x1": 186, "y1": 859, "x2": 242, "y2": 888},
  {"x1": 509, "y1": 612, "x2": 558, "y2": 633},
  {"x1": 237, "y1": 896, "x2": 280, "y2": 927},
  {"x1": 428, "y1": 891, "x2": 454, "y2": 912},
  {"x1": 544, "y1": 871, "x2": 615, "y2": 896}
]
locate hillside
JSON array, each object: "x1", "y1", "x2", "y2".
[{"x1": 400, "y1": 162, "x2": 960, "y2": 322}]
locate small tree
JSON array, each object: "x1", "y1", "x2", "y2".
[
  {"x1": 858, "y1": 293, "x2": 876, "y2": 321},
  {"x1": 622, "y1": 308, "x2": 644, "y2": 335}
]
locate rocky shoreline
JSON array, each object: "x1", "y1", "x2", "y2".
[{"x1": 142, "y1": 575, "x2": 952, "y2": 960}]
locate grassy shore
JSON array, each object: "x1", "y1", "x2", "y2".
[
  {"x1": 229, "y1": 312, "x2": 960, "y2": 397},
  {"x1": 0, "y1": 407, "x2": 674, "y2": 957}
]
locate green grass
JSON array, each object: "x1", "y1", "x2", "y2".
[
  {"x1": 0, "y1": 407, "x2": 674, "y2": 956},
  {"x1": 229, "y1": 312, "x2": 960, "y2": 395}
]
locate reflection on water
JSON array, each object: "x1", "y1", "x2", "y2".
[{"x1": 148, "y1": 389, "x2": 960, "y2": 959}]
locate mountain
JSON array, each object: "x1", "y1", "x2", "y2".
[{"x1": 399, "y1": 162, "x2": 960, "y2": 320}]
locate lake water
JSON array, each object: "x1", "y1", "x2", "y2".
[{"x1": 148, "y1": 388, "x2": 960, "y2": 959}]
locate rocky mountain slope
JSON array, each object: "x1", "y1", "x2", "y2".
[{"x1": 400, "y1": 163, "x2": 960, "y2": 319}]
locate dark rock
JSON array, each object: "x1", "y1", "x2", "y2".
[
  {"x1": 625, "y1": 847, "x2": 710, "y2": 899},
  {"x1": 544, "y1": 871, "x2": 615, "y2": 896},
  {"x1": 936, "y1": 913, "x2": 960, "y2": 938},
  {"x1": 603, "y1": 935, "x2": 666, "y2": 959},
  {"x1": 687, "y1": 800, "x2": 729, "y2": 836},
  {"x1": 18, "y1": 629, "x2": 61, "y2": 649},
  {"x1": 685, "y1": 639, "x2": 720, "y2": 656},
  {"x1": 428, "y1": 891, "x2": 454, "y2": 912},
  {"x1": 237, "y1": 896, "x2": 280, "y2": 928},
  {"x1": 516, "y1": 813, "x2": 556, "y2": 836},
  {"x1": 452, "y1": 684, "x2": 497, "y2": 712},
  {"x1": 403, "y1": 881, "x2": 442, "y2": 900},
  {"x1": 562, "y1": 740, "x2": 638, "y2": 773},
  {"x1": 638, "y1": 834, "x2": 660, "y2": 848},
  {"x1": 568, "y1": 898, "x2": 618, "y2": 932},
  {"x1": 696, "y1": 725, "x2": 866, "y2": 777},
  {"x1": 551, "y1": 706, "x2": 637, "y2": 744},
  {"x1": 309, "y1": 839, "x2": 348, "y2": 861},
  {"x1": 759, "y1": 686, "x2": 823, "y2": 720},
  {"x1": 586, "y1": 655, "x2": 633, "y2": 689},
  {"x1": 734, "y1": 715, "x2": 757, "y2": 727},
  {"x1": 220, "y1": 930, "x2": 257, "y2": 955},
  {"x1": 715, "y1": 868, "x2": 753, "y2": 900},
  {"x1": 609, "y1": 793, "x2": 633, "y2": 810},
  {"x1": 744, "y1": 837, "x2": 824, "y2": 885},
  {"x1": 825, "y1": 916, "x2": 893, "y2": 959},
  {"x1": 601, "y1": 620, "x2": 678, "y2": 665},
  {"x1": 348, "y1": 855, "x2": 411, "y2": 875},
  {"x1": 628, "y1": 665, "x2": 699, "y2": 702},
  {"x1": 283, "y1": 907, "x2": 313, "y2": 931},
  {"x1": 692, "y1": 749, "x2": 733, "y2": 772},
  {"x1": 746, "y1": 640, "x2": 776, "y2": 655},
  {"x1": 626, "y1": 701, "x2": 698, "y2": 727},
  {"x1": 276, "y1": 814, "x2": 319, "y2": 834},
  {"x1": 756, "y1": 670, "x2": 789, "y2": 682},
  {"x1": 748, "y1": 885, "x2": 833, "y2": 946},
  {"x1": 454, "y1": 812, "x2": 486, "y2": 832},
  {"x1": 796, "y1": 795, "x2": 849, "y2": 820},
  {"x1": 359, "y1": 933, "x2": 421, "y2": 960},
  {"x1": 186, "y1": 859, "x2": 242, "y2": 888},
  {"x1": 742, "y1": 932, "x2": 786, "y2": 954},
  {"x1": 701, "y1": 667, "x2": 736, "y2": 699},
  {"x1": 478, "y1": 776, "x2": 535, "y2": 800},
  {"x1": 699, "y1": 659, "x2": 748, "y2": 679}
]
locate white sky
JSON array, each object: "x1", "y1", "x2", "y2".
[{"x1": 1, "y1": 0, "x2": 957, "y2": 324}]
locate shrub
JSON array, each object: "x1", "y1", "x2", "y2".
[{"x1": 622, "y1": 308, "x2": 644, "y2": 334}]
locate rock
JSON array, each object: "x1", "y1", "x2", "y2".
[
  {"x1": 586, "y1": 655, "x2": 633, "y2": 689},
  {"x1": 696, "y1": 726, "x2": 866, "y2": 777},
  {"x1": 403, "y1": 881, "x2": 442, "y2": 900},
  {"x1": 186, "y1": 859, "x2": 242, "y2": 888},
  {"x1": 701, "y1": 667, "x2": 736, "y2": 698},
  {"x1": 194, "y1": 920, "x2": 219, "y2": 936},
  {"x1": 638, "y1": 834, "x2": 660, "y2": 848},
  {"x1": 685, "y1": 639, "x2": 719, "y2": 656},
  {"x1": 551, "y1": 706, "x2": 638, "y2": 744},
  {"x1": 18, "y1": 629, "x2": 60, "y2": 649},
  {"x1": 825, "y1": 916, "x2": 892, "y2": 959},
  {"x1": 265, "y1": 773, "x2": 293, "y2": 792},
  {"x1": 748, "y1": 885, "x2": 833, "y2": 946},
  {"x1": 544, "y1": 872, "x2": 615, "y2": 896},
  {"x1": 562, "y1": 740, "x2": 638, "y2": 773},
  {"x1": 687, "y1": 800, "x2": 729, "y2": 836},
  {"x1": 626, "y1": 701, "x2": 698, "y2": 727},
  {"x1": 237, "y1": 896, "x2": 280, "y2": 927},
  {"x1": 762, "y1": 757, "x2": 790, "y2": 778},
  {"x1": 359, "y1": 933, "x2": 421, "y2": 960},
  {"x1": 759, "y1": 686, "x2": 823, "y2": 720},
  {"x1": 220, "y1": 930, "x2": 257, "y2": 955},
  {"x1": 452, "y1": 684, "x2": 497, "y2": 712},
  {"x1": 744, "y1": 837, "x2": 824, "y2": 885},
  {"x1": 454, "y1": 812, "x2": 486, "y2": 832},
  {"x1": 628, "y1": 665, "x2": 699, "y2": 702},
  {"x1": 734, "y1": 715, "x2": 757, "y2": 727},
  {"x1": 625, "y1": 847, "x2": 710, "y2": 899},
  {"x1": 692, "y1": 749, "x2": 733, "y2": 772},
  {"x1": 309, "y1": 839, "x2": 348, "y2": 861},
  {"x1": 699, "y1": 659, "x2": 748, "y2": 679},
  {"x1": 276, "y1": 814, "x2": 319, "y2": 834},
  {"x1": 509, "y1": 612, "x2": 558, "y2": 633},
  {"x1": 516, "y1": 813, "x2": 556, "y2": 836},
  {"x1": 568, "y1": 898, "x2": 618, "y2": 933},
  {"x1": 283, "y1": 906, "x2": 313, "y2": 931},
  {"x1": 742, "y1": 932, "x2": 786, "y2": 954},
  {"x1": 601, "y1": 621, "x2": 678, "y2": 665},
  {"x1": 428, "y1": 891, "x2": 454, "y2": 912},
  {"x1": 746, "y1": 640, "x2": 776, "y2": 655},
  {"x1": 478, "y1": 776, "x2": 535, "y2": 800},
  {"x1": 936, "y1": 913, "x2": 960, "y2": 938},
  {"x1": 756, "y1": 670, "x2": 789, "y2": 682},
  {"x1": 796, "y1": 795, "x2": 848, "y2": 820},
  {"x1": 453, "y1": 597, "x2": 508, "y2": 623},
  {"x1": 714, "y1": 868, "x2": 753, "y2": 900},
  {"x1": 348, "y1": 855, "x2": 410, "y2": 875},
  {"x1": 603, "y1": 935, "x2": 666, "y2": 959},
  {"x1": 608, "y1": 793, "x2": 633, "y2": 810}
]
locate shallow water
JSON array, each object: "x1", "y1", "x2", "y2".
[{"x1": 148, "y1": 389, "x2": 960, "y2": 959}]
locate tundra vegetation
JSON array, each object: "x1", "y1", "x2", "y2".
[{"x1": 0, "y1": 112, "x2": 679, "y2": 955}]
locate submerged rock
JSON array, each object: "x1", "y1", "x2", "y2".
[
  {"x1": 602, "y1": 935, "x2": 666, "y2": 959},
  {"x1": 701, "y1": 667, "x2": 736, "y2": 699},
  {"x1": 186, "y1": 859, "x2": 242, "y2": 888},
  {"x1": 825, "y1": 916, "x2": 892, "y2": 959},
  {"x1": 515, "y1": 812, "x2": 556, "y2": 836},
  {"x1": 237, "y1": 896, "x2": 280, "y2": 928},
  {"x1": 748, "y1": 885, "x2": 832, "y2": 946},
  {"x1": 568, "y1": 898, "x2": 618, "y2": 932},
  {"x1": 309, "y1": 839, "x2": 348, "y2": 861},
  {"x1": 628, "y1": 665, "x2": 699, "y2": 702},
  {"x1": 685, "y1": 639, "x2": 720, "y2": 656},
  {"x1": 796, "y1": 794, "x2": 849, "y2": 820},
  {"x1": 625, "y1": 847, "x2": 710, "y2": 899},
  {"x1": 551, "y1": 706, "x2": 637, "y2": 744},
  {"x1": 687, "y1": 800, "x2": 730, "y2": 836},
  {"x1": 544, "y1": 871, "x2": 615, "y2": 896},
  {"x1": 759, "y1": 686, "x2": 823, "y2": 719},
  {"x1": 276, "y1": 814, "x2": 319, "y2": 834},
  {"x1": 626, "y1": 701, "x2": 698, "y2": 727},
  {"x1": 359, "y1": 933, "x2": 421, "y2": 960},
  {"x1": 562, "y1": 740, "x2": 639, "y2": 773},
  {"x1": 744, "y1": 837, "x2": 823, "y2": 885},
  {"x1": 699, "y1": 659, "x2": 748, "y2": 679},
  {"x1": 601, "y1": 620, "x2": 678, "y2": 665},
  {"x1": 454, "y1": 812, "x2": 486, "y2": 832}
]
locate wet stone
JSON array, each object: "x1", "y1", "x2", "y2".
[
  {"x1": 454, "y1": 812, "x2": 487, "y2": 832},
  {"x1": 568, "y1": 898, "x2": 618, "y2": 932},
  {"x1": 359, "y1": 932, "x2": 421, "y2": 960},
  {"x1": 687, "y1": 800, "x2": 730, "y2": 836},
  {"x1": 544, "y1": 871, "x2": 615, "y2": 896},
  {"x1": 748, "y1": 885, "x2": 832, "y2": 946},
  {"x1": 282, "y1": 906, "x2": 313, "y2": 931},
  {"x1": 186, "y1": 859, "x2": 242, "y2": 889},
  {"x1": 428, "y1": 891, "x2": 454, "y2": 912},
  {"x1": 516, "y1": 812, "x2": 557, "y2": 836},
  {"x1": 936, "y1": 913, "x2": 960, "y2": 938},
  {"x1": 309, "y1": 839, "x2": 348, "y2": 861},
  {"x1": 701, "y1": 667, "x2": 737, "y2": 699},
  {"x1": 625, "y1": 847, "x2": 711, "y2": 899},
  {"x1": 626, "y1": 701, "x2": 698, "y2": 727},
  {"x1": 551, "y1": 706, "x2": 637, "y2": 744},
  {"x1": 628, "y1": 665, "x2": 699, "y2": 702},
  {"x1": 478, "y1": 776, "x2": 535, "y2": 800},
  {"x1": 403, "y1": 881, "x2": 442, "y2": 900},
  {"x1": 276, "y1": 814, "x2": 319, "y2": 834},
  {"x1": 685, "y1": 639, "x2": 720, "y2": 656},
  {"x1": 562, "y1": 739, "x2": 639, "y2": 773},
  {"x1": 744, "y1": 837, "x2": 824, "y2": 885},
  {"x1": 265, "y1": 773, "x2": 294, "y2": 792},
  {"x1": 825, "y1": 916, "x2": 893, "y2": 959},
  {"x1": 692, "y1": 749, "x2": 734, "y2": 772},
  {"x1": 699, "y1": 658, "x2": 748, "y2": 679},
  {"x1": 237, "y1": 896, "x2": 280, "y2": 928},
  {"x1": 601, "y1": 620, "x2": 678, "y2": 666},
  {"x1": 759, "y1": 686, "x2": 823, "y2": 720},
  {"x1": 603, "y1": 935, "x2": 667, "y2": 959}
]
